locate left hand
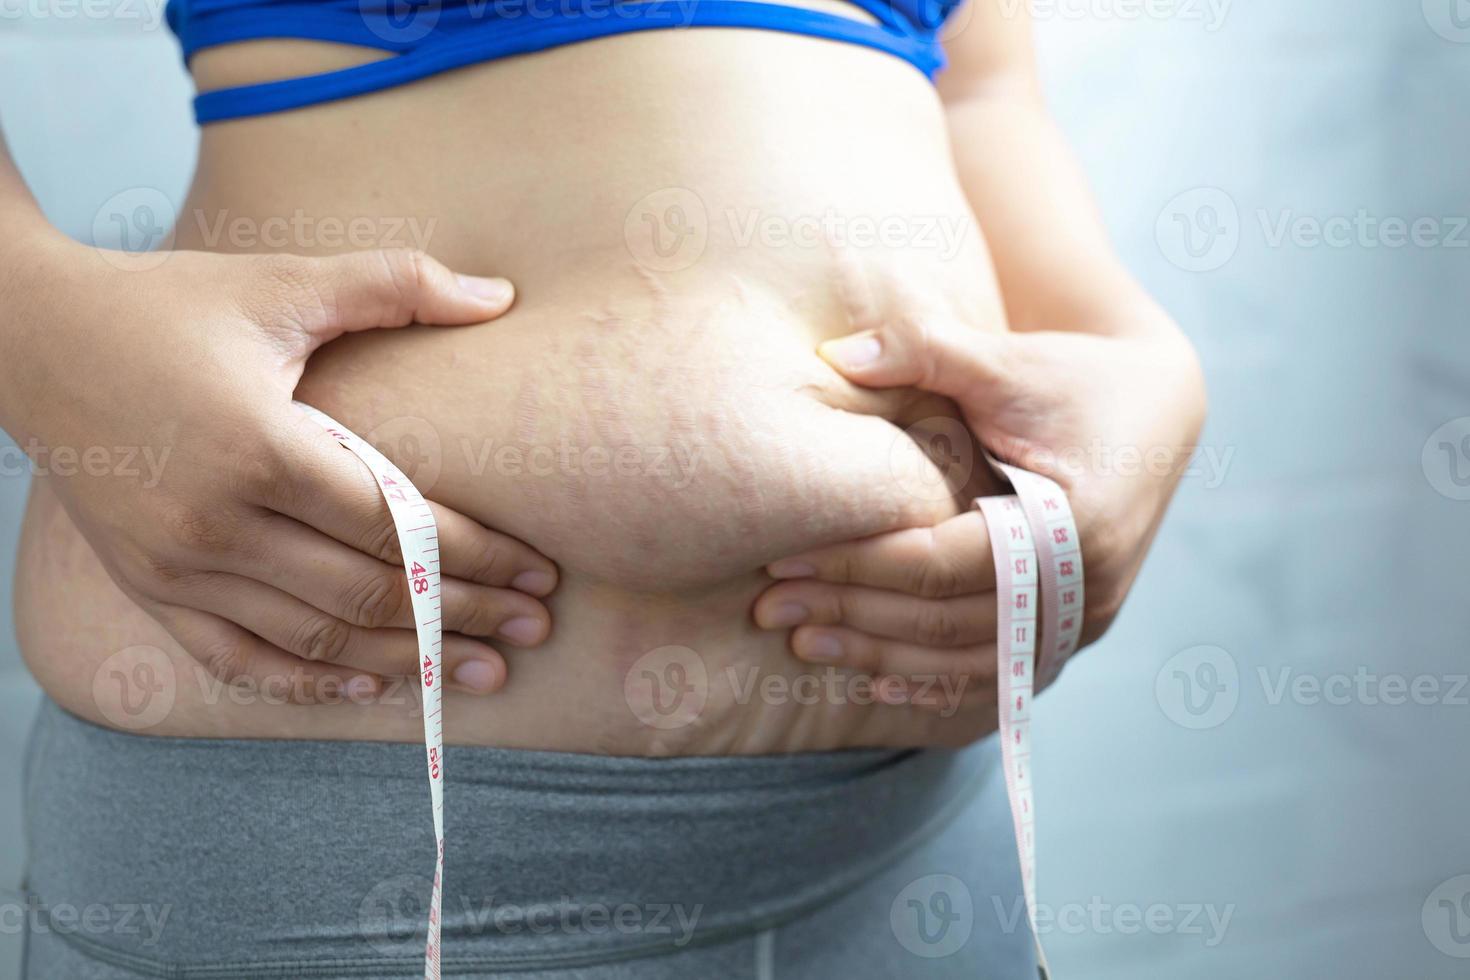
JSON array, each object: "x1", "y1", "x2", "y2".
[{"x1": 752, "y1": 314, "x2": 1207, "y2": 713}]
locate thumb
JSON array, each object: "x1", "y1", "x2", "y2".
[
  {"x1": 263, "y1": 248, "x2": 515, "y2": 346},
  {"x1": 817, "y1": 317, "x2": 1022, "y2": 408}
]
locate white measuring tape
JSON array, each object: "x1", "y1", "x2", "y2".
[
  {"x1": 295, "y1": 403, "x2": 446, "y2": 980},
  {"x1": 976, "y1": 456, "x2": 1085, "y2": 980}
]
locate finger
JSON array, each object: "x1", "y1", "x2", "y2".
[
  {"x1": 259, "y1": 411, "x2": 559, "y2": 601},
  {"x1": 440, "y1": 575, "x2": 550, "y2": 645},
  {"x1": 816, "y1": 314, "x2": 1017, "y2": 404},
  {"x1": 430, "y1": 501, "x2": 558, "y2": 595},
  {"x1": 754, "y1": 580, "x2": 997, "y2": 647},
  {"x1": 766, "y1": 510, "x2": 996, "y2": 598},
  {"x1": 268, "y1": 248, "x2": 516, "y2": 345},
  {"x1": 251, "y1": 409, "x2": 427, "y2": 566},
  {"x1": 214, "y1": 514, "x2": 550, "y2": 644},
  {"x1": 170, "y1": 571, "x2": 509, "y2": 691},
  {"x1": 151, "y1": 603, "x2": 381, "y2": 705},
  {"x1": 789, "y1": 625, "x2": 995, "y2": 708}
]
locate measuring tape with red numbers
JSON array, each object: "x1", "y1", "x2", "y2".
[
  {"x1": 295, "y1": 403, "x2": 447, "y2": 980},
  {"x1": 976, "y1": 456, "x2": 1085, "y2": 979}
]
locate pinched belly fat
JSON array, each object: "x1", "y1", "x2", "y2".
[{"x1": 17, "y1": 265, "x2": 998, "y2": 753}]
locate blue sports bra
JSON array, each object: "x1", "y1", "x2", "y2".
[{"x1": 165, "y1": 0, "x2": 963, "y2": 123}]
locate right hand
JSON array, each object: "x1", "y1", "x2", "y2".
[{"x1": 3, "y1": 239, "x2": 558, "y2": 702}]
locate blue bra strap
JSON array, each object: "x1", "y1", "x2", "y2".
[{"x1": 184, "y1": 1, "x2": 944, "y2": 123}]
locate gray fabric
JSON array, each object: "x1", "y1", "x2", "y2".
[{"x1": 20, "y1": 698, "x2": 1036, "y2": 978}]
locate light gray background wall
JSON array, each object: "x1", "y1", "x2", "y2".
[{"x1": 0, "y1": 2, "x2": 1466, "y2": 978}]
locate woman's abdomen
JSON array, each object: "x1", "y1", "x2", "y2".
[{"x1": 16, "y1": 27, "x2": 1008, "y2": 754}]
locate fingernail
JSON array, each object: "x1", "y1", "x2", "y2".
[
  {"x1": 453, "y1": 658, "x2": 500, "y2": 693},
  {"x1": 767, "y1": 560, "x2": 816, "y2": 580},
  {"x1": 511, "y1": 570, "x2": 556, "y2": 596},
  {"x1": 764, "y1": 602, "x2": 809, "y2": 628},
  {"x1": 819, "y1": 333, "x2": 882, "y2": 370},
  {"x1": 498, "y1": 616, "x2": 543, "y2": 646},
  {"x1": 457, "y1": 274, "x2": 514, "y2": 306},
  {"x1": 800, "y1": 633, "x2": 843, "y2": 661}
]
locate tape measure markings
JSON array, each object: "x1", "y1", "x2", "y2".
[{"x1": 295, "y1": 402, "x2": 446, "y2": 980}]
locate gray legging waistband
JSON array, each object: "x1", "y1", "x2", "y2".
[{"x1": 21, "y1": 697, "x2": 1030, "y2": 978}]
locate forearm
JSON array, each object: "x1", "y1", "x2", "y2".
[
  {"x1": 0, "y1": 131, "x2": 77, "y2": 440},
  {"x1": 945, "y1": 90, "x2": 1177, "y2": 341}
]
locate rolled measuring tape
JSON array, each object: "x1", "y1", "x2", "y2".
[
  {"x1": 295, "y1": 402, "x2": 447, "y2": 980},
  {"x1": 975, "y1": 455, "x2": 1085, "y2": 979}
]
